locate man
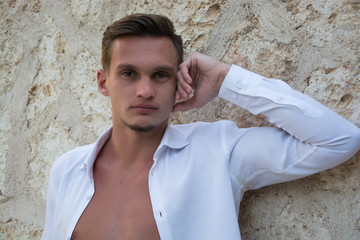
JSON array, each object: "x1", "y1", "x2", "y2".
[{"x1": 42, "y1": 14, "x2": 360, "y2": 240}]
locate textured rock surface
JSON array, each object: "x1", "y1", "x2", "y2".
[{"x1": 1, "y1": 0, "x2": 359, "y2": 239}]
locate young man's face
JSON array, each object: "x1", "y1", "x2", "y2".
[{"x1": 98, "y1": 36, "x2": 178, "y2": 132}]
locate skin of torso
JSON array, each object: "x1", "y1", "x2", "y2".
[{"x1": 71, "y1": 144, "x2": 160, "y2": 240}]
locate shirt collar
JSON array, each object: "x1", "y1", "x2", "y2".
[
  {"x1": 159, "y1": 125, "x2": 189, "y2": 149},
  {"x1": 154, "y1": 125, "x2": 189, "y2": 161},
  {"x1": 81, "y1": 127, "x2": 113, "y2": 177},
  {"x1": 81, "y1": 124, "x2": 189, "y2": 174}
]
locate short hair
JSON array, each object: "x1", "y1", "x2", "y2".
[{"x1": 101, "y1": 13, "x2": 183, "y2": 73}]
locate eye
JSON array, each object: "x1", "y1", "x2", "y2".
[
  {"x1": 122, "y1": 70, "x2": 133, "y2": 78},
  {"x1": 120, "y1": 70, "x2": 137, "y2": 80},
  {"x1": 153, "y1": 72, "x2": 169, "y2": 81}
]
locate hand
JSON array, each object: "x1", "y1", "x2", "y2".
[{"x1": 173, "y1": 52, "x2": 231, "y2": 112}]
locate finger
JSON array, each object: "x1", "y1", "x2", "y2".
[
  {"x1": 176, "y1": 71, "x2": 192, "y2": 99},
  {"x1": 179, "y1": 61, "x2": 193, "y2": 86},
  {"x1": 179, "y1": 56, "x2": 197, "y2": 91},
  {"x1": 176, "y1": 74, "x2": 188, "y2": 100},
  {"x1": 175, "y1": 91, "x2": 181, "y2": 101},
  {"x1": 172, "y1": 95, "x2": 205, "y2": 112},
  {"x1": 176, "y1": 87, "x2": 188, "y2": 101}
]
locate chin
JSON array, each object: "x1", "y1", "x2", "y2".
[
  {"x1": 128, "y1": 124, "x2": 156, "y2": 132},
  {"x1": 121, "y1": 117, "x2": 169, "y2": 133}
]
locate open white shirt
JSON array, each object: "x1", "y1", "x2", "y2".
[{"x1": 42, "y1": 65, "x2": 360, "y2": 240}]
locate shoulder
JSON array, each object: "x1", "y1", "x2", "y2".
[
  {"x1": 170, "y1": 120, "x2": 240, "y2": 141},
  {"x1": 50, "y1": 143, "x2": 94, "y2": 178},
  {"x1": 172, "y1": 120, "x2": 236, "y2": 130},
  {"x1": 172, "y1": 119, "x2": 237, "y2": 131}
]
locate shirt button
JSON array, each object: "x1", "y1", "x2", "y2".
[
  {"x1": 159, "y1": 212, "x2": 162, "y2": 218},
  {"x1": 236, "y1": 81, "x2": 244, "y2": 89},
  {"x1": 231, "y1": 93, "x2": 238, "y2": 100}
]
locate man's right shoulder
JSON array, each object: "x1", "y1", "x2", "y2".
[{"x1": 50, "y1": 143, "x2": 95, "y2": 175}]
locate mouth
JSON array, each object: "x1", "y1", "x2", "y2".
[{"x1": 130, "y1": 103, "x2": 158, "y2": 113}]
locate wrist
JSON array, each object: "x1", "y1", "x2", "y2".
[{"x1": 217, "y1": 63, "x2": 231, "y2": 92}]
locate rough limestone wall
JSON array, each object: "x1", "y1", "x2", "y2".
[{"x1": 0, "y1": 0, "x2": 359, "y2": 239}]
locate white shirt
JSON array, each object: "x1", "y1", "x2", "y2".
[{"x1": 42, "y1": 65, "x2": 360, "y2": 240}]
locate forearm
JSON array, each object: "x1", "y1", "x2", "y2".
[{"x1": 219, "y1": 65, "x2": 360, "y2": 173}]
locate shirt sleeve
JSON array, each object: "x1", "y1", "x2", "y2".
[
  {"x1": 41, "y1": 153, "x2": 67, "y2": 240},
  {"x1": 41, "y1": 165, "x2": 56, "y2": 239},
  {"x1": 219, "y1": 64, "x2": 360, "y2": 190}
]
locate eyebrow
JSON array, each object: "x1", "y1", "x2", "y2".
[
  {"x1": 115, "y1": 64, "x2": 176, "y2": 73},
  {"x1": 153, "y1": 65, "x2": 176, "y2": 73},
  {"x1": 115, "y1": 64, "x2": 137, "y2": 71}
]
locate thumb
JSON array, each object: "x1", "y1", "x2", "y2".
[{"x1": 172, "y1": 98, "x2": 200, "y2": 112}]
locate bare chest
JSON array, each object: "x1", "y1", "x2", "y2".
[{"x1": 71, "y1": 168, "x2": 160, "y2": 240}]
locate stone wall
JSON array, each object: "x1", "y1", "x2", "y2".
[{"x1": 1, "y1": 0, "x2": 359, "y2": 239}]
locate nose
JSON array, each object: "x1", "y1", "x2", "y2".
[{"x1": 136, "y1": 77, "x2": 155, "y2": 99}]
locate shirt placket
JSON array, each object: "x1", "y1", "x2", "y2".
[
  {"x1": 148, "y1": 158, "x2": 173, "y2": 240},
  {"x1": 66, "y1": 163, "x2": 95, "y2": 239}
]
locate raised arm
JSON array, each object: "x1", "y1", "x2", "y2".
[{"x1": 174, "y1": 52, "x2": 360, "y2": 189}]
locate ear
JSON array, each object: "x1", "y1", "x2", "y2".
[{"x1": 97, "y1": 69, "x2": 109, "y2": 96}]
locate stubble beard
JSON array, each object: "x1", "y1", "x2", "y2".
[{"x1": 127, "y1": 123, "x2": 156, "y2": 132}]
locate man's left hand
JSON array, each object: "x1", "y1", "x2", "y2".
[{"x1": 173, "y1": 52, "x2": 231, "y2": 112}]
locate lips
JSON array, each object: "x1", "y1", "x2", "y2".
[{"x1": 130, "y1": 103, "x2": 158, "y2": 113}]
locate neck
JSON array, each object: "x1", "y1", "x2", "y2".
[{"x1": 104, "y1": 121, "x2": 167, "y2": 168}]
